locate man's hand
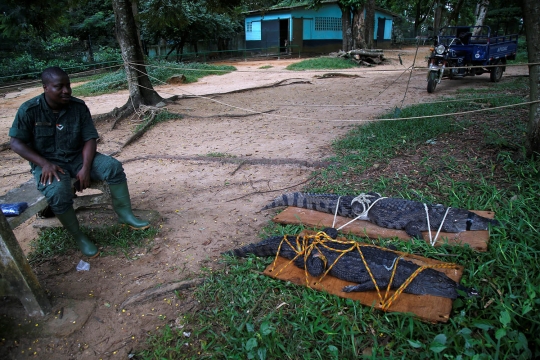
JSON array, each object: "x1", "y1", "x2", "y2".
[
  {"x1": 75, "y1": 166, "x2": 91, "y2": 191},
  {"x1": 76, "y1": 139, "x2": 97, "y2": 192},
  {"x1": 10, "y1": 137, "x2": 65, "y2": 186},
  {"x1": 39, "y1": 162, "x2": 65, "y2": 186}
]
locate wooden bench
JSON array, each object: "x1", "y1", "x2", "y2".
[{"x1": 0, "y1": 179, "x2": 111, "y2": 316}]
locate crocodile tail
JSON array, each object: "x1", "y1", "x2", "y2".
[
  {"x1": 261, "y1": 192, "x2": 318, "y2": 210},
  {"x1": 261, "y1": 192, "x2": 356, "y2": 217}
]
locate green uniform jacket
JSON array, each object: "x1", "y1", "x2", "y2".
[{"x1": 9, "y1": 94, "x2": 99, "y2": 168}]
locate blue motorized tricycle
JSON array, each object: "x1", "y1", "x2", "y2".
[{"x1": 426, "y1": 26, "x2": 518, "y2": 93}]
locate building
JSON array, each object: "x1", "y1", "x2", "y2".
[{"x1": 244, "y1": 1, "x2": 397, "y2": 54}]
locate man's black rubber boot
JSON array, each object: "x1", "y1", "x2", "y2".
[
  {"x1": 55, "y1": 208, "x2": 99, "y2": 258},
  {"x1": 109, "y1": 182, "x2": 150, "y2": 230}
]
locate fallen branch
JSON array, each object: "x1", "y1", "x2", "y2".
[{"x1": 121, "y1": 278, "x2": 205, "y2": 309}]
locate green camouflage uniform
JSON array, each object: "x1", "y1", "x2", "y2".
[{"x1": 9, "y1": 94, "x2": 126, "y2": 214}]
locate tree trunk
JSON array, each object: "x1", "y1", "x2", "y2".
[
  {"x1": 365, "y1": 0, "x2": 375, "y2": 49},
  {"x1": 413, "y1": 0, "x2": 433, "y2": 37},
  {"x1": 108, "y1": 0, "x2": 162, "y2": 121},
  {"x1": 448, "y1": 0, "x2": 465, "y2": 25},
  {"x1": 521, "y1": 0, "x2": 540, "y2": 156},
  {"x1": 433, "y1": 0, "x2": 443, "y2": 33},
  {"x1": 340, "y1": 5, "x2": 352, "y2": 52},
  {"x1": 353, "y1": 6, "x2": 367, "y2": 49},
  {"x1": 472, "y1": 0, "x2": 489, "y2": 36}
]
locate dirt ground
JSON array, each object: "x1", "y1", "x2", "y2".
[{"x1": 0, "y1": 48, "x2": 528, "y2": 359}]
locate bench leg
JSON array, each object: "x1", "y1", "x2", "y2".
[{"x1": 0, "y1": 213, "x2": 51, "y2": 317}]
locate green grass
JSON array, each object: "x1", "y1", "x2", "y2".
[
  {"x1": 138, "y1": 77, "x2": 539, "y2": 359},
  {"x1": 286, "y1": 57, "x2": 359, "y2": 71},
  {"x1": 205, "y1": 152, "x2": 236, "y2": 158},
  {"x1": 259, "y1": 65, "x2": 273, "y2": 69},
  {"x1": 72, "y1": 61, "x2": 236, "y2": 97},
  {"x1": 514, "y1": 36, "x2": 528, "y2": 63},
  {"x1": 27, "y1": 225, "x2": 159, "y2": 263}
]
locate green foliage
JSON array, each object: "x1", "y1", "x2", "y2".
[
  {"x1": 27, "y1": 225, "x2": 159, "y2": 263},
  {"x1": 138, "y1": 77, "x2": 539, "y2": 359},
  {"x1": 92, "y1": 46, "x2": 122, "y2": 63},
  {"x1": 0, "y1": 0, "x2": 68, "y2": 40},
  {"x1": 514, "y1": 36, "x2": 528, "y2": 63},
  {"x1": 73, "y1": 61, "x2": 236, "y2": 96},
  {"x1": 140, "y1": 0, "x2": 242, "y2": 53},
  {"x1": 286, "y1": 57, "x2": 359, "y2": 70},
  {"x1": 0, "y1": 52, "x2": 94, "y2": 81},
  {"x1": 41, "y1": 34, "x2": 79, "y2": 52}
]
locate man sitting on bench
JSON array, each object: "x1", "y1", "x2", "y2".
[{"x1": 8, "y1": 66, "x2": 149, "y2": 258}]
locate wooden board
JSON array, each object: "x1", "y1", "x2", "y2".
[
  {"x1": 263, "y1": 231, "x2": 463, "y2": 323},
  {"x1": 272, "y1": 207, "x2": 494, "y2": 251}
]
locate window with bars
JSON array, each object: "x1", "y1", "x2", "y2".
[
  {"x1": 314, "y1": 17, "x2": 342, "y2": 31},
  {"x1": 246, "y1": 22, "x2": 253, "y2": 32}
]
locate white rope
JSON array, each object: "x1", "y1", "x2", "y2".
[
  {"x1": 122, "y1": 60, "x2": 539, "y2": 124},
  {"x1": 431, "y1": 207, "x2": 451, "y2": 246},
  {"x1": 384, "y1": 256, "x2": 401, "y2": 271},
  {"x1": 423, "y1": 204, "x2": 452, "y2": 246},
  {"x1": 336, "y1": 197, "x2": 387, "y2": 231},
  {"x1": 332, "y1": 196, "x2": 342, "y2": 228},
  {"x1": 423, "y1": 203, "x2": 433, "y2": 244}
]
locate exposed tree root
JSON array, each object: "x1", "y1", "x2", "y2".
[
  {"x1": 226, "y1": 175, "x2": 318, "y2": 203},
  {"x1": 0, "y1": 141, "x2": 10, "y2": 152},
  {"x1": 121, "y1": 112, "x2": 157, "y2": 149},
  {"x1": 92, "y1": 95, "x2": 179, "y2": 125},
  {"x1": 120, "y1": 278, "x2": 205, "y2": 309},
  {"x1": 173, "y1": 78, "x2": 311, "y2": 99},
  {"x1": 314, "y1": 73, "x2": 363, "y2": 79},
  {"x1": 93, "y1": 79, "x2": 305, "y2": 126},
  {"x1": 1, "y1": 170, "x2": 29, "y2": 178},
  {"x1": 118, "y1": 154, "x2": 331, "y2": 169},
  {"x1": 177, "y1": 109, "x2": 276, "y2": 119}
]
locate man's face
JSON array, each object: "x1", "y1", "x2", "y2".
[{"x1": 43, "y1": 74, "x2": 72, "y2": 110}]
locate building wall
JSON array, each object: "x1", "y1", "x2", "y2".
[
  {"x1": 291, "y1": 5, "x2": 342, "y2": 40},
  {"x1": 374, "y1": 10, "x2": 393, "y2": 40},
  {"x1": 245, "y1": 4, "x2": 394, "y2": 52}
]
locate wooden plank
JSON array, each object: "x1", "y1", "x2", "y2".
[
  {"x1": 264, "y1": 231, "x2": 463, "y2": 323},
  {"x1": 0, "y1": 212, "x2": 51, "y2": 317},
  {"x1": 0, "y1": 180, "x2": 48, "y2": 229},
  {"x1": 0, "y1": 179, "x2": 111, "y2": 230},
  {"x1": 272, "y1": 207, "x2": 493, "y2": 251}
]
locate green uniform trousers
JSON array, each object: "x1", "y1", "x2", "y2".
[{"x1": 32, "y1": 152, "x2": 126, "y2": 214}]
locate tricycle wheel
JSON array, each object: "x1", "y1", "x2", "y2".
[
  {"x1": 490, "y1": 60, "x2": 503, "y2": 82},
  {"x1": 427, "y1": 71, "x2": 438, "y2": 93}
]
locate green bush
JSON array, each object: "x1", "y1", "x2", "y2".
[{"x1": 73, "y1": 60, "x2": 236, "y2": 96}]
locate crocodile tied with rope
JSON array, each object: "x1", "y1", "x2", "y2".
[
  {"x1": 262, "y1": 192, "x2": 500, "y2": 239},
  {"x1": 223, "y1": 229, "x2": 476, "y2": 309}
]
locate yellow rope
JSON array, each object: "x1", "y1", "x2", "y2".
[{"x1": 270, "y1": 231, "x2": 460, "y2": 311}]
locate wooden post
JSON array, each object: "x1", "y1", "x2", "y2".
[{"x1": 0, "y1": 212, "x2": 51, "y2": 316}]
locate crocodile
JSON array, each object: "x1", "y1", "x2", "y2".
[
  {"x1": 224, "y1": 229, "x2": 474, "y2": 299},
  {"x1": 262, "y1": 192, "x2": 500, "y2": 238}
]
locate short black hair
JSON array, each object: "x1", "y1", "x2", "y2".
[{"x1": 41, "y1": 67, "x2": 69, "y2": 85}]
